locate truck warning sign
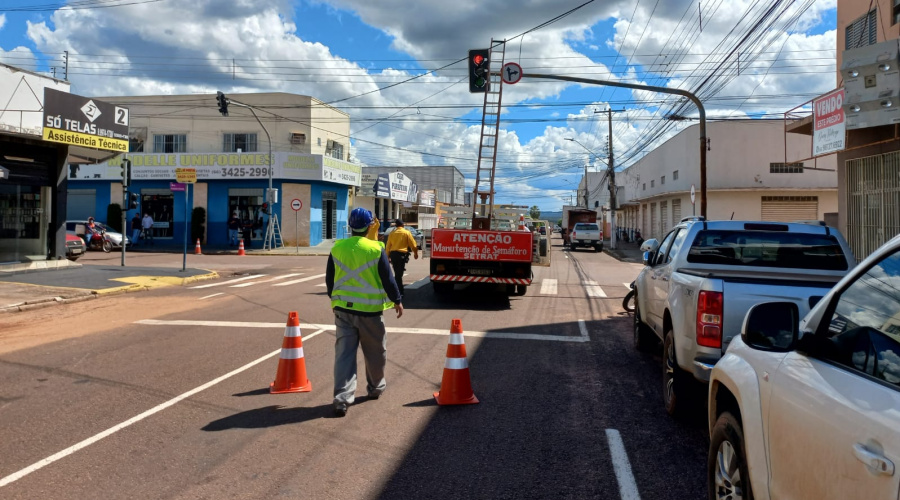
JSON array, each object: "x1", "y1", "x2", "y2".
[{"x1": 431, "y1": 229, "x2": 533, "y2": 262}]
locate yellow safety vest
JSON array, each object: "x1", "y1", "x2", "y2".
[{"x1": 331, "y1": 236, "x2": 394, "y2": 313}]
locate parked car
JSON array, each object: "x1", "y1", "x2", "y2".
[
  {"x1": 65, "y1": 231, "x2": 85, "y2": 261},
  {"x1": 708, "y1": 233, "x2": 900, "y2": 500},
  {"x1": 633, "y1": 217, "x2": 855, "y2": 416},
  {"x1": 65, "y1": 220, "x2": 130, "y2": 249}
]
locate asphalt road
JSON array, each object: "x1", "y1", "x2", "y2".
[{"x1": 0, "y1": 236, "x2": 708, "y2": 499}]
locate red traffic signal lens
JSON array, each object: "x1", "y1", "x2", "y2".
[{"x1": 472, "y1": 54, "x2": 485, "y2": 65}]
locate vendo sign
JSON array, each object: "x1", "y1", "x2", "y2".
[{"x1": 813, "y1": 88, "x2": 845, "y2": 156}]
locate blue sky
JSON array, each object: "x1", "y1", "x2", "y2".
[{"x1": 0, "y1": 0, "x2": 838, "y2": 211}]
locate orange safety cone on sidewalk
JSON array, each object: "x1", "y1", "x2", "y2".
[
  {"x1": 237, "y1": 239, "x2": 246, "y2": 256},
  {"x1": 434, "y1": 318, "x2": 479, "y2": 405},
  {"x1": 517, "y1": 215, "x2": 527, "y2": 231},
  {"x1": 194, "y1": 238, "x2": 202, "y2": 255},
  {"x1": 270, "y1": 311, "x2": 312, "y2": 394}
]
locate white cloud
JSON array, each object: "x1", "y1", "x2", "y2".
[{"x1": 0, "y1": 14, "x2": 6, "y2": 31}]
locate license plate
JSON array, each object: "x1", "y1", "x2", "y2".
[{"x1": 469, "y1": 269, "x2": 491, "y2": 276}]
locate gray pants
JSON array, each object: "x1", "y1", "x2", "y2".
[{"x1": 333, "y1": 309, "x2": 387, "y2": 406}]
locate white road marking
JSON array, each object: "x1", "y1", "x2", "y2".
[
  {"x1": 540, "y1": 279, "x2": 558, "y2": 295},
  {"x1": 230, "y1": 273, "x2": 303, "y2": 287},
  {"x1": 584, "y1": 281, "x2": 607, "y2": 298},
  {"x1": 316, "y1": 283, "x2": 327, "y2": 287},
  {"x1": 578, "y1": 319, "x2": 589, "y2": 340},
  {"x1": 198, "y1": 293, "x2": 223, "y2": 300},
  {"x1": 135, "y1": 319, "x2": 591, "y2": 343},
  {"x1": 0, "y1": 328, "x2": 327, "y2": 488},
  {"x1": 405, "y1": 277, "x2": 429, "y2": 290},
  {"x1": 271, "y1": 273, "x2": 326, "y2": 287},
  {"x1": 623, "y1": 282, "x2": 632, "y2": 289},
  {"x1": 188, "y1": 274, "x2": 267, "y2": 289},
  {"x1": 605, "y1": 429, "x2": 641, "y2": 500}
]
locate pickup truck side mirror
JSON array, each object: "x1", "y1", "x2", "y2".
[
  {"x1": 741, "y1": 302, "x2": 799, "y2": 352},
  {"x1": 640, "y1": 238, "x2": 659, "y2": 266}
]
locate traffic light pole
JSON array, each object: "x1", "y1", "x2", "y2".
[
  {"x1": 227, "y1": 100, "x2": 276, "y2": 250},
  {"x1": 527, "y1": 74, "x2": 707, "y2": 218}
]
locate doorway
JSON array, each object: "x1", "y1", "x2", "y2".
[{"x1": 323, "y1": 190, "x2": 336, "y2": 240}]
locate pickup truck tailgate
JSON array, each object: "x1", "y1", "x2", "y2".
[{"x1": 720, "y1": 277, "x2": 838, "y2": 350}]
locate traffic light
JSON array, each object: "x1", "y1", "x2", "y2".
[
  {"x1": 120, "y1": 159, "x2": 132, "y2": 186},
  {"x1": 128, "y1": 192, "x2": 139, "y2": 210},
  {"x1": 468, "y1": 49, "x2": 490, "y2": 93},
  {"x1": 216, "y1": 91, "x2": 229, "y2": 116}
]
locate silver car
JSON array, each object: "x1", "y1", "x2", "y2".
[{"x1": 65, "y1": 220, "x2": 131, "y2": 248}]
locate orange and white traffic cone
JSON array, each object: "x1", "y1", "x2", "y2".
[
  {"x1": 433, "y1": 318, "x2": 479, "y2": 405},
  {"x1": 194, "y1": 238, "x2": 202, "y2": 255},
  {"x1": 237, "y1": 239, "x2": 246, "y2": 256},
  {"x1": 270, "y1": 311, "x2": 312, "y2": 394},
  {"x1": 517, "y1": 215, "x2": 527, "y2": 231}
]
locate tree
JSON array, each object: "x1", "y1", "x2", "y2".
[{"x1": 529, "y1": 205, "x2": 541, "y2": 220}]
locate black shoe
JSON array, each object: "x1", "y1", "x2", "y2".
[
  {"x1": 334, "y1": 404, "x2": 348, "y2": 417},
  {"x1": 367, "y1": 390, "x2": 383, "y2": 400}
]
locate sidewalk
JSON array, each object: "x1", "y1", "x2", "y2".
[
  {"x1": 127, "y1": 239, "x2": 336, "y2": 256},
  {"x1": 603, "y1": 239, "x2": 646, "y2": 264}
]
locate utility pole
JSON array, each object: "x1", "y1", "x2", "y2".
[
  {"x1": 607, "y1": 109, "x2": 617, "y2": 250},
  {"x1": 583, "y1": 162, "x2": 589, "y2": 208}
]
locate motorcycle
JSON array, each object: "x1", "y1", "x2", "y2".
[
  {"x1": 634, "y1": 229, "x2": 644, "y2": 246},
  {"x1": 86, "y1": 228, "x2": 114, "y2": 253},
  {"x1": 622, "y1": 281, "x2": 635, "y2": 313}
]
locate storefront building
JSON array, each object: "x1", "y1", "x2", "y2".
[
  {"x1": 66, "y1": 93, "x2": 359, "y2": 247},
  {"x1": 0, "y1": 63, "x2": 72, "y2": 265}
]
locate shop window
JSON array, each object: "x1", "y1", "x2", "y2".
[
  {"x1": 228, "y1": 189, "x2": 267, "y2": 242},
  {"x1": 770, "y1": 162, "x2": 804, "y2": 173},
  {"x1": 153, "y1": 134, "x2": 186, "y2": 153},
  {"x1": 140, "y1": 191, "x2": 175, "y2": 238},
  {"x1": 224, "y1": 133, "x2": 258, "y2": 153}
]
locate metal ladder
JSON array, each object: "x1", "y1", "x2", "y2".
[
  {"x1": 263, "y1": 215, "x2": 284, "y2": 250},
  {"x1": 471, "y1": 39, "x2": 506, "y2": 224}
]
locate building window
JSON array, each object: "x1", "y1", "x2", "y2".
[
  {"x1": 770, "y1": 162, "x2": 804, "y2": 173},
  {"x1": 846, "y1": 10, "x2": 877, "y2": 49},
  {"x1": 661, "y1": 175, "x2": 666, "y2": 185},
  {"x1": 129, "y1": 138, "x2": 144, "y2": 152},
  {"x1": 895, "y1": 0, "x2": 900, "y2": 25},
  {"x1": 643, "y1": 183, "x2": 646, "y2": 191},
  {"x1": 153, "y1": 134, "x2": 186, "y2": 153},
  {"x1": 290, "y1": 133, "x2": 306, "y2": 145},
  {"x1": 224, "y1": 133, "x2": 258, "y2": 153},
  {"x1": 651, "y1": 180, "x2": 655, "y2": 188},
  {"x1": 327, "y1": 140, "x2": 344, "y2": 160},
  {"x1": 673, "y1": 170, "x2": 679, "y2": 180}
]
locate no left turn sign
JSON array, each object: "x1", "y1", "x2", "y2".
[
  {"x1": 501, "y1": 62, "x2": 523, "y2": 84},
  {"x1": 291, "y1": 199, "x2": 303, "y2": 211}
]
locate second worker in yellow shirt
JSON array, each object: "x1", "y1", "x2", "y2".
[{"x1": 385, "y1": 219, "x2": 418, "y2": 295}]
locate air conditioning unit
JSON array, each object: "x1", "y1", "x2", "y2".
[{"x1": 290, "y1": 133, "x2": 306, "y2": 145}]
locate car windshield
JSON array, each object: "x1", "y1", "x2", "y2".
[
  {"x1": 574, "y1": 223, "x2": 599, "y2": 230},
  {"x1": 686, "y1": 229, "x2": 848, "y2": 270}
]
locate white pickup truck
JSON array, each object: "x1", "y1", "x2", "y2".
[
  {"x1": 708, "y1": 233, "x2": 900, "y2": 500},
  {"x1": 632, "y1": 217, "x2": 855, "y2": 416},
  {"x1": 569, "y1": 222, "x2": 603, "y2": 252}
]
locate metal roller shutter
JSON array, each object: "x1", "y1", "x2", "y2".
[
  {"x1": 760, "y1": 196, "x2": 818, "y2": 222},
  {"x1": 642, "y1": 204, "x2": 647, "y2": 235},
  {"x1": 660, "y1": 201, "x2": 668, "y2": 234},
  {"x1": 650, "y1": 202, "x2": 657, "y2": 239},
  {"x1": 672, "y1": 199, "x2": 682, "y2": 224}
]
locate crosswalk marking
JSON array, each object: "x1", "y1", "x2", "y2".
[
  {"x1": 231, "y1": 273, "x2": 304, "y2": 287},
  {"x1": 584, "y1": 281, "x2": 607, "y2": 298},
  {"x1": 189, "y1": 274, "x2": 267, "y2": 289},
  {"x1": 540, "y1": 279, "x2": 558, "y2": 295},
  {"x1": 272, "y1": 273, "x2": 326, "y2": 287},
  {"x1": 623, "y1": 282, "x2": 632, "y2": 289}
]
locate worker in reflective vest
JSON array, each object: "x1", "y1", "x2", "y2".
[{"x1": 326, "y1": 207, "x2": 403, "y2": 417}]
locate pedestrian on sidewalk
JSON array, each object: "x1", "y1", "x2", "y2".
[
  {"x1": 130, "y1": 213, "x2": 142, "y2": 246},
  {"x1": 326, "y1": 208, "x2": 403, "y2": 417},
  {"x1": 141, "y1": 213, "x2": 154, "y2": 246},
  {"x1": 385, "y1": 219, "x2": 418, "y2": 295},
  {"x1": 228, "y1": 212, "x2": 241, "y2": 246}
]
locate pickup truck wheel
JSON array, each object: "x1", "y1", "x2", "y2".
[
  {"x1": 708, "y1": 412, "x2": 753, "y2": 500},
  {"x1": 632, "y1": 297, "x2": 654, "y2": 352},
  {"x1": 663, "y1": 329, "x2": 689, "y2": 416}
]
